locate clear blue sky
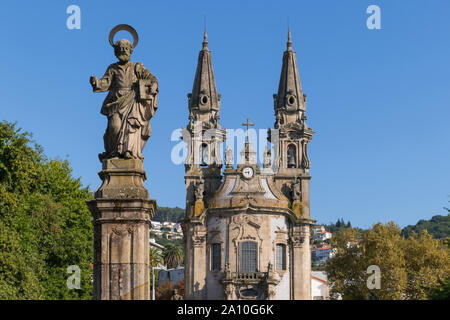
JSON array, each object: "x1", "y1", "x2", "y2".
[{"x1": 1, "y1": 0, "x2": 449, "y2": 229}]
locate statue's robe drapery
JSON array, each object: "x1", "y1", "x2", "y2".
[{"x1": 93, "y1": 62, "x2": 158, "y2": 159}]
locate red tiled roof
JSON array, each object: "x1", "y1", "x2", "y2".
[{"x1": 311, "y1": 275, "x2": 328, "y2": 284}]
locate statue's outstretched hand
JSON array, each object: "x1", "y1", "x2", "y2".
[{"x1": 90, "y1": 76, "x2": 97, "y2": 87}]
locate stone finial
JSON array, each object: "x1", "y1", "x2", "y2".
[
  {"x1": 263, "y1": 145, "x2": 272, "y2": 168},
  {"x1": 225, "y1": 146, "x2": 234, "y2": 168},
  {"x1": 202, "y1": 26, "x2": 208, "y2": 50},
  {"x1": 287, "y1": 28, "x2": 293, "y2": 51}
]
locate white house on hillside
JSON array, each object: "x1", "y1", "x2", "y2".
[
  {"x1": 312, "y1": 245, "x2": 333, "y2": 265},
  {"x1": 313, "y1": 229, "x2": 332, "y2": 242},
  {"x1": 151, "y1": 221, "x2": 162, "y2": 230}
]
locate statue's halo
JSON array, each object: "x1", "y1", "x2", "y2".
[{"x1": 109, "y1": 24, "x2": 139, "y2": 48}]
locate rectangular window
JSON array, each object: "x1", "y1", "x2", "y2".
[
  {"x1": 276, "y1": 244, "x2": 286, "y2": 270},
  {"x1": 211, "y1": 243, "x2": 221, "y2": 271},
  {"x1": 239, "y1": 241, "x2": 258, "y2": 272}
]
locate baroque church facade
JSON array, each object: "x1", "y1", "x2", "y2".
[{"x1": 181, "y1": 29, "x2": 315, "y2": 300}]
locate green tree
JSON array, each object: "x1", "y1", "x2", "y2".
[
  {"x1": 149, "y1": 247, "x2": 164, "y2": 292},
  {"x1": 324, "y1": 227, "x2": 366, "y2": 299},
  {"x1": 153, "y1": 207, "x2": 185, "y2": 223},
  {"x1": 326, "y1": 222, "x2": 449, "y2": 300},
  {"x1": 361, "y1": 222, "x2": 407, "y2": 300},
  {"x1": 162, "y1": 243, "x2": 184, "y2": 269},
  {"x1": 403, "y1": 230, "x2": 449, "y2": 299},
  {"x1": 157, "y1": 237, "x2": 183, "y2": 248},
  {"x1": 150, "y1": 247, "x2": 164, "y2": 268},
  {"x1": 427, "y1": 278, "x2": 450, "y2": 300},
  {"x1": 0, "y1": 121, "x2": 93, "y2": 299},
  {"x1": 324, "y1": 218, "x2": 359, "y2": 234}
]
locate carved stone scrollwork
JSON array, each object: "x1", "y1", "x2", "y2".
[
  {"x1": 290, "y1": 234, "x2": 305, "y2": 248},
  {"x1": 111, "y1": 225, "x2": 134, "y2": 236},
  {"x1": 280, "y1": 122, "x2": 303, "y2": 134},
  {"x1": 267, "y1": 285, "x2": 277, "y2": 300},
  {"x1": 224, "y1": 284, "x2": 234, "y2": 300},
  {"x1": 230, "y1": 214, "x2": 263, "y2": 255},
  {"x1": 191, "y1": 226, "x2": 207, "y2": 247},
  {"x1": 194, "y1": 179, "x2": 205, "y2": 201},
  {"x1": 301, "y1": 140, "x2": 311, "y2": 169},
  {"x1": 192, "y1": 234, "x2": 206, "y2": 247},
  {"x1": 237, "y1": 285, "x2": 259, "y2": 300},
  {"x1": 224, "y1": 262, "x2": 231, "y2": 278}
]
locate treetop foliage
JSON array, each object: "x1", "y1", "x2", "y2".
[
  {"x1": 162, "y1": 242, "x2": 184, "y2": 269},
  {"x1": 326, "y1": 221, "x2": 449, "y2": 300},
  {"x1": 153, "y1": 206, "x2": 185, "y2": 223},
  {"x1": 401, "y1": 214, "x2": 450, "y2": 240},
  {"x1": 323, "y1": 218, "x2": 357, "y2": 234},
  {"x1": 0, "y1": 121, "x2": 93, "y2": 299}
]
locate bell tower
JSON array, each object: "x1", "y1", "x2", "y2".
[
  {"x1": 269, "y1": 30, "x2": 315, "y2": 299},
  {"x1": 270, "y1": 30, "x2": 314, "y2": 206},
  {"x1": 182, "y1": 29, "x2": 226, "y2": 300}
]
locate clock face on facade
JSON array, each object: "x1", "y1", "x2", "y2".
[{"x1": 242, "y1": 167, "x2": 254, "y2": 179}]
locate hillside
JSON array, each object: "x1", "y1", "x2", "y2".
[
  {"x1": 154, "y1": 207, "x2": 450, "y2": 240},
  {"x1": 401, "y1": 214, "x2": 450, "y2": 239},
  {"x1": 153, "y1": 206, "x2": 185, "y2": 223}
]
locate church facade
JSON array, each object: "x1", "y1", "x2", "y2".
[{"x1": 181, "y1": 30, "x2": 315, "y2": 300}]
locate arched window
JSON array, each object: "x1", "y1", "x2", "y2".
[
  {"x1": 211, "y1": 243, "x2": 221, "y2": 271},
  {"x1": 200, "y1": 143, "x2": 208, "y2": 166},
  {"x1": 276, "y1": 244, "x2": 286, "y2": 270},
  {"x1": 287, "y1": 144, "x2": 296, "y2": 168},
  {"x1": 239, "y1": 241, "x2": 258, "y2": 272}
]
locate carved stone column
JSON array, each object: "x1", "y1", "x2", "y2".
[
  {"x1": 182, "y1": 219, "x2": 207, "y2": 300},
  {"x1": 87, "y1": 159, "x2": 156, "y2": 300},
  {"x1": 290, "y1": 223, "x2": 312, "y2": 300}
]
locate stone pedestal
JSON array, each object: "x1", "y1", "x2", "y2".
[{"x1": 87, "y1": 159, "x2": 157, "y2": 300}]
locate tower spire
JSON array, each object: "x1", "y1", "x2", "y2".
[
  {"x1": 273, "y1": 29, "x2": 305, "y2": 120},
  {"x1": 188, "y1": 28, "x2": 221, "y2": 122}
]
